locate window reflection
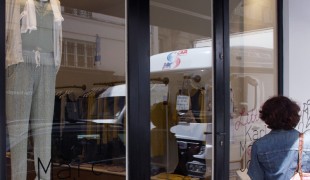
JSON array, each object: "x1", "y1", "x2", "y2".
[
  {"x1": 6, "y1": 0, "x2": 126, "y2": 179},
  {"x1": 150, "y1": 48, "x2": 213, "y2": 179},
  {"x1": 229, "y1": 0, "x2": 277, "y2": 179},
  {"x1": 150, "y1": 0, "x2": 213, "y2": 179}
]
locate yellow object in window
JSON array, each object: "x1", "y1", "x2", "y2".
[{"x1": 151, "y1": 173, "x2": 192, "y2": 180}]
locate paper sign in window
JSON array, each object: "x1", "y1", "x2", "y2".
[{"x1": 176, "y1": 95, "x2": 190, "y2": 111}]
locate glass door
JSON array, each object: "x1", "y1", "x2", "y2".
[
  {"x1": 149, "y1": 1, "x2": 213, "y2": 179},
  {"x1": 229, "y1": 0, "x2": 278, "y2": 179}
]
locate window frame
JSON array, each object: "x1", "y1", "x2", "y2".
[{"x1": 0, "y1": 0, "x2": 6, "y2": 178}]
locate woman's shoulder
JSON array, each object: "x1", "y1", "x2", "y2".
[{"x1": 253, "y1": 129, "x2": 299, "y2": 147}]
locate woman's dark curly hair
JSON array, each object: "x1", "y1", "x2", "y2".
[{"x1": 259, "y1": 96, "x2": 300, "y2": 130}]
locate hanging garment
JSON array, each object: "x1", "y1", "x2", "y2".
[
  {"x1": 190, "y1": 89, "x2": 207, "y2": 123},
  {"x1": 151, "y1": 102, "x2": 178, "y2": 173},
  {"x1": 5, "y1": 0, "x2": 63, "y2": 71}
]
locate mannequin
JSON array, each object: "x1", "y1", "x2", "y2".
[{"x1": 5, "y1": 0, "x2": 63, "y2": 179}]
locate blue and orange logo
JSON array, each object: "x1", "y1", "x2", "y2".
[{"x1": 162, "y1": 50, "x2": 187, "y2": 70}]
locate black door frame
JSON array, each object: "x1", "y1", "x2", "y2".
[
  {"x1": 127, "y1": 0, "x2": 284, "y2": 178},
  {"x1": 127, "y1": 0, "x2": 231, "y2": 178},
  {"x1": 213, "y1": 0, "x2": 230, "y2": 179},
  {"x1": 0, "y1": 0, "x2": 6, "y2": 178},
  {"x1": 127, "y1": 0, "x2": 231, "y2": 179},
  {"x1": 277, "y1": 0, "x2": 284, "y2": 95},
  {"x1": 127, "y1": 0, "x2": 151, "y2": 179}
]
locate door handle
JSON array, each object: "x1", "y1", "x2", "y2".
[
  {"x1": 216, "y1": 132, "x2": 226, "y2": 136},
  {"x1": 216, "y1": 132, "x2": 226, "y2": 146}
]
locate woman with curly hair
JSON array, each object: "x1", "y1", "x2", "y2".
[{"x1": 247, "y1": 95, "x2": 310, "y2": 179}]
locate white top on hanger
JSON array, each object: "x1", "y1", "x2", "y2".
[{"x1": 20, "y1": 0, "x2": 64, "y2": 33}]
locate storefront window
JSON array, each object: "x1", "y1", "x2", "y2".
[
  {"x1": 150, "y1": 1, "x2": 213, "y2": 179},
  {"x1": 229, "y1": 0, "x2": 277, "y2": 179},
  {"x1": 5, "y1": 0, "x2": 126, "y2": 179}
]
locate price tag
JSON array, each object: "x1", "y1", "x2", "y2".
[{"x1": 176, "y1": 95, "x2": 190, "y2": 110}]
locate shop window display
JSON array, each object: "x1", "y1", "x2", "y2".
[{"x1": 6, "y1": 0, "x2": 127, "y2": 179}]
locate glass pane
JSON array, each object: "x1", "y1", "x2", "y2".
[
  {"x1": 5, "y1": 0, "x2": 126, "y2": 179},
  {"x1": 87, "y1": 57, "x2": 94, "y2": 69},
  {"x1": 150, "y1": 0, "x2": 213, "y2": 179},
  {"x1": 86, "y1": 44, "x2": 95, "y2": 69},
  {"x1": 229, "y1": 0, "x2": 277, "y2": 179},
  {"x1": 67, "y1": 54, "x2": 75, "y2": 67},
  {"x1": 77, "y1": 43, "x2": 84, "y2": 55},
  {"x1": 77, "y1": 55, "x2": 85, "y2": 67},
  {"x1": 67, "y1": 41, "x2": 75, "y2": 54},
  {"x1": 61, "y1": 42, "x2": 66, "y2": 66}
]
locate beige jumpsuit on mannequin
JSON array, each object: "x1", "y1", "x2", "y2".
[{"x1": 5, "y1": 0, "x2": 63, "y2": 179}]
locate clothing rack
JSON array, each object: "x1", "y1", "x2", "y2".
[
  {"x1": 56, "y1": 84, "x2": 87, "y2": 91},
  {"x1": 93, "y1": 77, "x2": 170, "y2": 86},
  {"x1": 151, "y1": 77, "x2": 169, "y2": 85},
  {"x1": 183, "y1": 75, "x2": 201, "y2": 83},
  {"x1": 93, "y1": 81, "x2": 125, "y2": 86}
]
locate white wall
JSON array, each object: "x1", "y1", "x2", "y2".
[{"x1": 283, "y1": 0, "x2": 310, "y2": 132}]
